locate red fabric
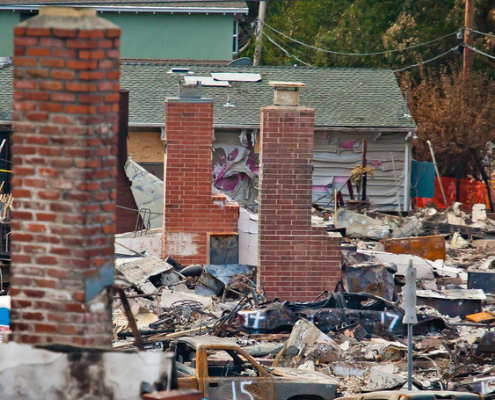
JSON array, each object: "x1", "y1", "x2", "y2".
[{"x1": 414, "y1": 177, "x2": 489, "y2": 211}]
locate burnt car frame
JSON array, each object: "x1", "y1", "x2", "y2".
[
  {"x1": 237, "y1": 292, "x2": 447, "y2": 337},
  {"x1": 174, "y1": 336, "x2": 339, "y2": 400}
]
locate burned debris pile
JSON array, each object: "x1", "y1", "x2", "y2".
[{"x1": 111, "y1": 202, "x2": 495, "y2": 398}]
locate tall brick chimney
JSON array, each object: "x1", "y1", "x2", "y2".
[
  {"x1": 258, "y1": 82, "x2": 341, "y2": 301},
  {"x1": 162, "y1": 83, "x2": 239, "y2": 265},
  {"x1": 10, "y1": 7, "x2": 120, "y2": 346}
]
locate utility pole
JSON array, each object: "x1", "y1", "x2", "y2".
[
  {"x1": 253, "y1": 0, "x2": 267, "y2": 67},
  {"x1": 463, "y1": 0, "x2": 475, "y2": 79}
]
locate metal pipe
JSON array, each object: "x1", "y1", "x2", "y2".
[
  {"x1": 427, "y1": 140, "x2": 448, "y2": 207},
  {"x1": 403, "y1": 140, "x2": 412, "y2": 211},
  {"x1": 407, "y1": 323, "x2": 413, "y2": 390}
]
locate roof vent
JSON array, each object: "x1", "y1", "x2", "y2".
[
  {"x1": 179, "y1": 81, "x2": 201, "y2": 99},
  {"x1": 269, "y1": 81, "x2": 305, "y2": 107},
  {"x1": 168, "y1": 67, "x2": 192, "y2": 74}
]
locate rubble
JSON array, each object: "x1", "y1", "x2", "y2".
[
  {"x1": 342, "y1": 250, "x2": 397, "y2": 300},
  {"x1": 416, "y1": 289, "x2": 485, "y2": 318},
  {"x1": 365, "y1": 366, "x2": 407, "y2": 391},
  {"x1": 380, "y1": 235, "x2": 446, "y2": 261},
  {"x1": 110, "y1": 203, "x2": 495, "y2": 398},
  {"x1": 273, "y1": 319, "x2": 341, "y2": 368},
  {"x1": 115, "y1": 256, "x2": 178, "y2": 294}
]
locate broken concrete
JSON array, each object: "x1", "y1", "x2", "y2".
[
  {"x1": 0, "y1": 342, "x2": 174, "y2": 400},
  {"x1": 115, "y1": 257, "x2": 174, "y2": 294},
  {"x1": 274, "y1": 319, "x2": 341, "y2": 368},
  {"x1": 115, "y1": 229, "x2": 162, "y2": 258},
  {"x1": 365, "y1": 366, "x2": 407, "y2": 391}
]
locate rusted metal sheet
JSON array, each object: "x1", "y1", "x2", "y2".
[
  {"x1": 342, "y1": 250, "x2": 397, "y2": 301},
  {"x1": 380, "y1": 235, "x2": 446, "y2": 261}
]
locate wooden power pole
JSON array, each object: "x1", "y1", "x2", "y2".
[
  {"x1": 463, "y1": 0, "x2": 475, "y2": 79},
  {"x1": 253, "y1": 1, "x2": 267, "y2": 67}
]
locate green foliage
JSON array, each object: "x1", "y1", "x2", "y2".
[{"x1": 243, "y1": 0, "x2": 494, "y2": 74}]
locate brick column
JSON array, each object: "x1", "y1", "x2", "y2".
[
  {"x1": 258, "y1": 83, "x2": 341, "y2": 301},
  {"x1": 10, "y1": 7, "x2": 120, "y2": 346},
  {"x1": 162, "y1": 91, "x2": 238, "y2": 265}
]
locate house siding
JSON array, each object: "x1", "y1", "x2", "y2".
[
  {"x1": 0, "y1": 11, "x2": 18, "y2": 56},
  {"x1": 126, "y1": 129, "x2": 409, "y2": 211},
  {"x1": 0, "y1": 10, "x2": 235, "y2": 59},
  {"x1": 313, "y1": 131, "x2": 407, "y2": 210}
]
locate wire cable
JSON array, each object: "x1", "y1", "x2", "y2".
[
  {"x1": 262, "y1": 31, "x2": 312, "y2": 66},
  {"x1": 467, "y1": 28, "x2": 495, "y2": 40},
  {"x1": 393, "y1": 46, "x2": 459, "y2": 72},
  {"x1": 465, "y1": 45, "x2": 495, "y2": 61},
  {"x1": 263, "y1": 21, "x2": 460, "y2": 56}
]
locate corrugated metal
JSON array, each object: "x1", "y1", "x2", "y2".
[{"x1": 312, "y1": 132, "x2": 406, "y2": 210}]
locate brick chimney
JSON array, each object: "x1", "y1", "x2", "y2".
[
  {"x1": 10, "y1": 7, "x2": 120, "y2": 346},
  {"x1": 258, "y1": 82, "x2": 341, "y2": 301},
  {"x1": 162, "y1": 83, "x2": 239, "y2": 265}
]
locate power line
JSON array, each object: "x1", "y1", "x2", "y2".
[
  {"x1": 465, "y1": 45, "x2": 495, "y2": 61},
  {"x1": 393, "y1": 46, "x2": 459, "y2": 72},
  {"x1": 467, "y1": 28, "x2": 495, "y2": 40},
  {"x1": 262, "y1": 31, "x2": 312, "y2": 66},
  {"x1": 263, "y1": 21, "x2": 460, "y2": 57}
]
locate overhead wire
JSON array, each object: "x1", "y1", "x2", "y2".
[
  {"x1": 393, "y1": 46, "x2": 459, "y2": 72},
  {"x1": 465, "y1": 45, "x2": 495, "y2": 61},
  {"x1": 467, "y1": 28, "x2": 495, "y2": 40},
  {"x1": 261, "y1": 24, "x2": 460, "y2": 72},
  {"x1": 260, "y1": 20, "x2": 461, "y2": 72},
  {"x1": 261, "y1": 31, "x2": 312, "y2": 66},
  {"x1": 262, "y1": 21, "x2": 460, "y2": 56}
]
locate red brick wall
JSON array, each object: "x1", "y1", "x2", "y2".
[
  {"x1": 162, "y1": 99, "x2": 238, "y2": 265},
  {"x1": 258, "y1": 106, "x2": 341, "y2": 301},
  {"x1": 10, "y1": 10, "x2": 120, "y2": 346}
]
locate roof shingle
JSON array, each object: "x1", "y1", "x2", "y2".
[{"x1": 0, "y1": 61, "x2": 416, "y2": 130}]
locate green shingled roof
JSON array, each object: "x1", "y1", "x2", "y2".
[
  {"x1": 122, "y1": 62, "x2": 415, "y2": 129},
  {"x1": 0, "y1": 0, "x2": 247, "y2": 9},
  {"x1": 0, "y1": 61, "x2": 416, "y2": 129}
]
